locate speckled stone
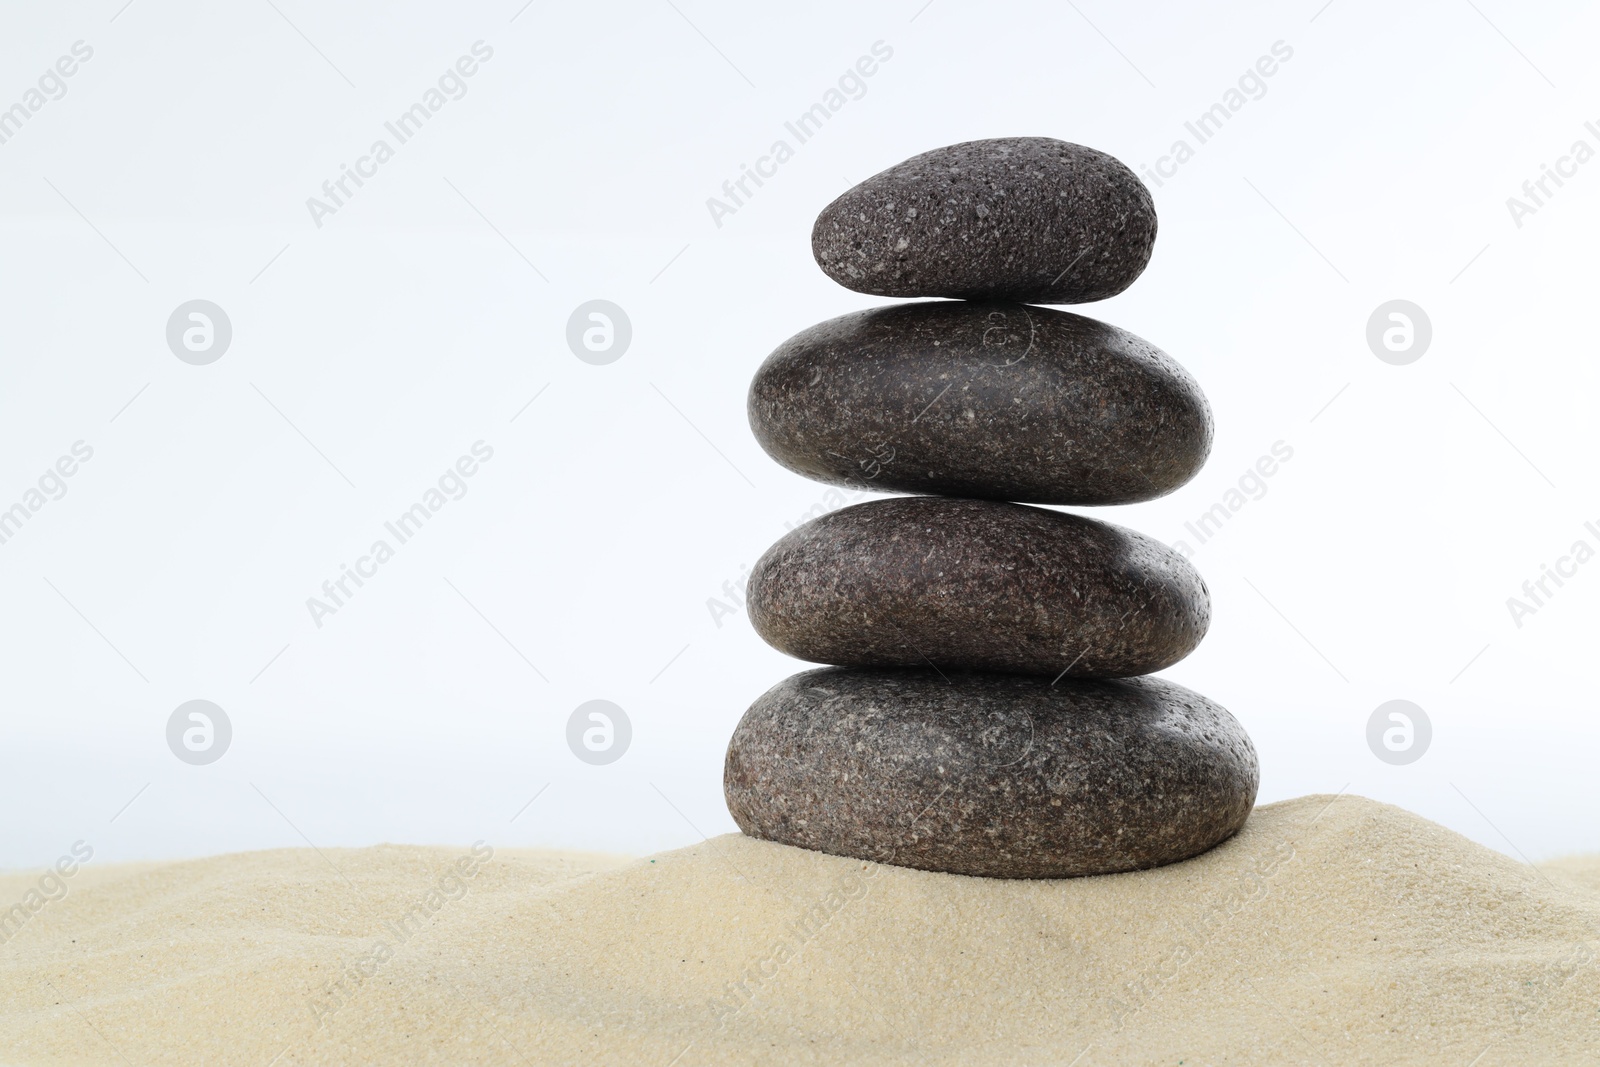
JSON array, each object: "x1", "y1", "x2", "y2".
[
  {"x1": 812, "y1": 138, "x2": 1157, "y2": 304},
  {"x1": 748, "y1": 496, "x2": 1208, "y2": 679},
  {"x1": 747, "y1": 300, "x2": 1210, "y2": 506},
  {"x1": 724, "y1": 667, "x2": 1257, "y2": 878}
]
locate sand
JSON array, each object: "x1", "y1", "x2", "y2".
[{"x1": 1, "y1": 794, "x2": 1597, "y2": 1065}]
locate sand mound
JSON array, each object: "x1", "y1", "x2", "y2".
[{"x1": 2, "y1": 795, "x2": 1596, "y2": 1065}]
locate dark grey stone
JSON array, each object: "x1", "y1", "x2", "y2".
[
  {"x1": 724, "y1": 667, "x2": 1258, "y2": 878},
  {"x1": 748, "y1": 496, "x2": 1208, "y2": 679},
  {"x1": 812, "y1": 137, "x2": 1157, "y2": 304},
  {"x1": 747, "y1": 300, "x2": 1210, "y2": 506}
]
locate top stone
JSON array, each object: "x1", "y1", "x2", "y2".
[{"x1": 812, "y1": 137, "x2": 1157, "y2": 304}]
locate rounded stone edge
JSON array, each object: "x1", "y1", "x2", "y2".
[
  {"x1": 744, "y1": 303, "x2": 1213, "y2": 507},
  {"x1": 744, "y1": 497, "x2": 1213, "y2": 679},
  {"x1": 723, "y1": 668, "x2": 1259, "y2": 879},
  {"x1": 808, "y1": 137, "x2": 1159, "y2": 305}
]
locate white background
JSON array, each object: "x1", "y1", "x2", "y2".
[{"x1": 1, "y1": 0, "x2": 1595, "y2": 869}]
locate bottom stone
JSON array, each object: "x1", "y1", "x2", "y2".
[{"x1": 724, "y1": 667, "x2": 1258, "y2": 878}]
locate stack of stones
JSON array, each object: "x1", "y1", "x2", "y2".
[{"x1": 723, "y1": 138, "x2": 1259, "y2": 879}]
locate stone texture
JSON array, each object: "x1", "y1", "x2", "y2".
[
  {"x1": 725, "y1": 667, "x2": 1258, "y2": 878},
  {"x1": 812, "y1": 137, "x2": 1157, "y2": 304},
  {"x1": 748, "y1": 496, "x2": 1208, "y2": 679},
  {"x1": 747, "y1": 300, "x2": 1210, "y2": 506}
]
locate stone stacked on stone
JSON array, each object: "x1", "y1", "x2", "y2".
[
  {"x1": 747, "y1": 301, "x2": 1211, "y2": 505},
  {"x1": 811, "y1": 137, "x2": 1158, "y2": 303},
  {"x1": 724, "y1": 137, "x2": 1259, "y2": 879}
]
